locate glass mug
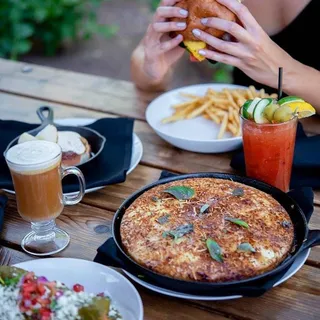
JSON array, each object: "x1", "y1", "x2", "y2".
[{"x1": 5, "y1": 140, "x2": 85, "y2": 256}]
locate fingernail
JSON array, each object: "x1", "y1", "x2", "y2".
[
  {"x1": 201, "y1": 18, "x2": 208, "y2": 25},
  {"x1": 179, "y1": 9, "x2": 188, "y2": 16},
  {"x1": 192, "y1": 29, "x2": 201, "y2": 37},
  {"x1": 199, "y1": 50, "x2": 206, "y2": 56},
  {"x1": 177, "y1": 22, "x2": 186, "y2": 28},
  {"x1": 176, "y1": 34, "x2": 183, "y2": 40}
]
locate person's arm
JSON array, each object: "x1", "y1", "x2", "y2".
[
  {"x1": 130, "y1": 41, "x2": 174, "y2": 92},
  {"x1": 190, "y1": 0, "x2": 320, "y2": 112},
  {"x1": 130, "y1": 0, "x2": 187, "y2": 92},
  {"x1": 283, "y1": 61, "x2": 320, "y2": 111}
]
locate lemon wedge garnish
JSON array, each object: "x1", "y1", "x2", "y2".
[{"x1": 285, "y1": 102, "x2": 316, "y2": 119}]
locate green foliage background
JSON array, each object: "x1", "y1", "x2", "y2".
[{"x1": 0, "y1": 0, "x2": 118, "y2": 59}]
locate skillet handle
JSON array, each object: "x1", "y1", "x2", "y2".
[
  {"x1": 36, "y1": 106, "x2": 54, "y2": 126},
  {"x1": 301, "y1": 230, "x2": 320, "y2": 250}
]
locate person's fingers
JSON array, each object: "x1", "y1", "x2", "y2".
[
  {"x1": 215, "y1": 0, "x2": 259, "y2": 30},
  {"x1": 192, "y1": 29, "x2": 244, "y2": 58},
  {"x1": 159, "y1": 34, "x2": 183, "y2": 53},
  {"x1": 201, "y1": 17, "x2": 251, "y2": 44},
  {"x1": 198, "y1": 48, "x2": 242, "y2": 67},
  {"x1": 154, "y1": 6, "x2": 188, "y2": 23},
  {"x1": 153, "y1": 21, "x2": 186, "y2": 33}
]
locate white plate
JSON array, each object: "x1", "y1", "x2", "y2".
[
  {"x1": 13, "y1": 258, "x2": 143, "y2": 320},
  {"x1": 146, "y1": 83, "x2": 245, "y2": 153},
  {"x1": 124, "y1": 249, "x2": 310, "y2": 301},
  {"x1": 4, "y1": 118, "x2": 143, "y2": 195}
]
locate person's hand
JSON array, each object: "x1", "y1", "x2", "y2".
[
  {"x1": 141, "y1": 0, "x2": 188, "y2": 82},
  {"x1": 191, "y1": 0, "x2": 295, "y2": 88}
]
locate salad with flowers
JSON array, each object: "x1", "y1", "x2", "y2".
[{"x1": 0, "y1": 266, "x2": 122, "y2": 320}]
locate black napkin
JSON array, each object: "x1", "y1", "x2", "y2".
[
  {"x1": 231, "y1": 122, "x2": 320, "y2": 189},
  {"x1": 94, "y1": 171, "x2": 314, "y2": 297},
  {"x1": 0, "y1": 118, "x2": 134, "y2": 193},
  {"x1": 0, "y1": 194, "x2": 8, "y2": 234}
]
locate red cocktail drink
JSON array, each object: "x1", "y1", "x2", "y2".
[{"x1": 242, "y1": 117, "x2": 297, "y2": 192}]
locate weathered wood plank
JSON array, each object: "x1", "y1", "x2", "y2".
[
  {"x1": 0, "y1": 246, "x2": 35, "y2": 266},
  {"x1": 192, "y1": 264, "x2": 320, "y2": 320},
  {"x1": 0, "y1": 58, "x2": 150, "y2": 120},
  {"x1": 1, "y1": 58, "x2": 320, "y2": 136}
]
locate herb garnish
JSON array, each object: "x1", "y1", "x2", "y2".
[
  {"x1": 163, "y1": 186, "x2": 195, "y2": 200},
  {"x1": 238, "y1": 243, "x2": 256, "y2": 253},
  {"x1": 200, "y1": 203, "x2": 210, "y2": 214},
  {"x1": 225, "y1": 217, "x2": 249, "y2": 228},
  {"x1": 157, "y1": 214, "x2": 170, "y2": 225},
  {"x1": 163, "y1": 223, "x2": 194, "y2": 241},
  {"x1": 281, "y1": 221, "x2": 291, "y2": 228},
  {"x1": 232, "y1": 188, "x2": 244, "y2": 197},
  {"x1": 0, "y1": 277, "x2": 5, "y2": 286},
  {"x1": 206, "y1": 239, "x2": 223, "y2": 263}
]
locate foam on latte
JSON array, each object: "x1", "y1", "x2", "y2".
[{"x1": 5, "y1": 140, "x2": 61, "y2": 174}]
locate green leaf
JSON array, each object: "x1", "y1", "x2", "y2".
[
  {"x1": 281, "y1": 221, "x2": 291, "y2": 228},
  {"x1": 11, "y1": 40, "x2": 32, "y2": 59},
  {"x1": 151, "y1": 196, "x2": 159, "y2": 202},
  {"x1": 238, "y1": 243, "x2": 256, "y2": 253},
  {"x1": 225, "y1": 217, "x2": 249, "y2": 228},
  {"x1": 34, "y1": 8, "x2": 48, "y2": 23},
  {"x1": 232, "y1": 188, "x2": 244, "y2": 197},
  {"x1": 16, "y1": 23, "x2": 34, "y2": 39},
  {"x1": 157, "y1": 214, "x2": 170, "y2": 225},
  {"x1": 163, "y1": 186, "x2": 195, "y2": 200},
  {"x1": 206, "y1": 239, "x2": 223, "y2": 263},
  {"x1": 163, "y1": 223, "x2": 193, "y2": 241},
  {"x1": 200, "y1": 203, "x2": 210, "y2": 214}
]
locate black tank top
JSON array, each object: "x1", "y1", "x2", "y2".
[{"x1": 233, "y1": 0, "x2": 319, "y2": 94}]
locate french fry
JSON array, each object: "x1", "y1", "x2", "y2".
[
  {"x1": 161, "y1": 114, "x2": 185, "y2": 124},
  {"x1": 172, "y1": 99, "x2": 202, "y2": 109},
  {"x1": 227, "y1": 123, "x2": 238, "y2": 136},
  {"x1": 179, "y1": 92, "x2": 200, "y2": 99},
  {"x1": 228, "y1": 107, "x2": 234, "y2": 123},
  {"x1": 205, "y1": 110, "x2": 221, "y2": 124},
  {"x1": 218, "y1": 113, "x2": 228, "y2": 139},
  {"x1": 233, "y1": 109, "x2": 240, "y2": 126},
  {"x1": 186, "y1": 100, "x2": 212, "y2": 119}
]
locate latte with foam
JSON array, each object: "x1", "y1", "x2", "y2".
[{"x1": 5, "y1": 141, "x2": 64, "y2": 222}]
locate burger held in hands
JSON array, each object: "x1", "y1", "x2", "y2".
[{"x1": 170, "y1": 0, "x2": 241, "y2": 62}]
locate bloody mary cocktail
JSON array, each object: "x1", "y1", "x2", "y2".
[{"x1": 242, "y1": 117, "x2": 297, "y2": 192}]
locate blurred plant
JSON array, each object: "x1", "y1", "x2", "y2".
[
  {"x1": 0, "y1": 0, "x2": 118, "y2": 60},
  {"x1": 210, "y1": 62, "x2": 234, "y2": 84},
  {"x1": 149, "y1": 0, "x2": 161, "y2": 11}
]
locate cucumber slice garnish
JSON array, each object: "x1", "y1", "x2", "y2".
[
  {"x1": 253, "y1": 98, "x2": 273, "y2": 124},
  {"x1": 241, "y1": 98, "x2": 261, "y2": 120},
  {"x1": 241, "y1": 99, "x2": 253, "y2": 119}
]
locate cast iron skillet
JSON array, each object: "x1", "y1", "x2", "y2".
[
  {"x1": 111, "y1": 172, "x2": 320, "y2": 295},
  {"x1": 5, "y1": 106, "x2": 106, "y2": 167}
]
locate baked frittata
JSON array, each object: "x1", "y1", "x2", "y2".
[{"x1": 120, "y1": 178, "x2": 294, "y2": 283}]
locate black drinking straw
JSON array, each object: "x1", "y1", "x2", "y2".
[{"x1": 277, "y1": 67, "x2": 283, "y2": 99}]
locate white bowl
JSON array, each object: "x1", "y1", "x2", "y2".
[
  {"x1": 14, "y1": 258, "x2": 143, "y2": 320},
  {"x1": 146, "y1": 83, "x2": 245, "y2": 153}
]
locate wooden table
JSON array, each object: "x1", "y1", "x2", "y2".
[{"x1": 0, "y1": 58, "x2": 319, "y2": 320}]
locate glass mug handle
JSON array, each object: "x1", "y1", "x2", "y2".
[{"x1": 61, "y1": 167, "x2": 86, "y2": 205}]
